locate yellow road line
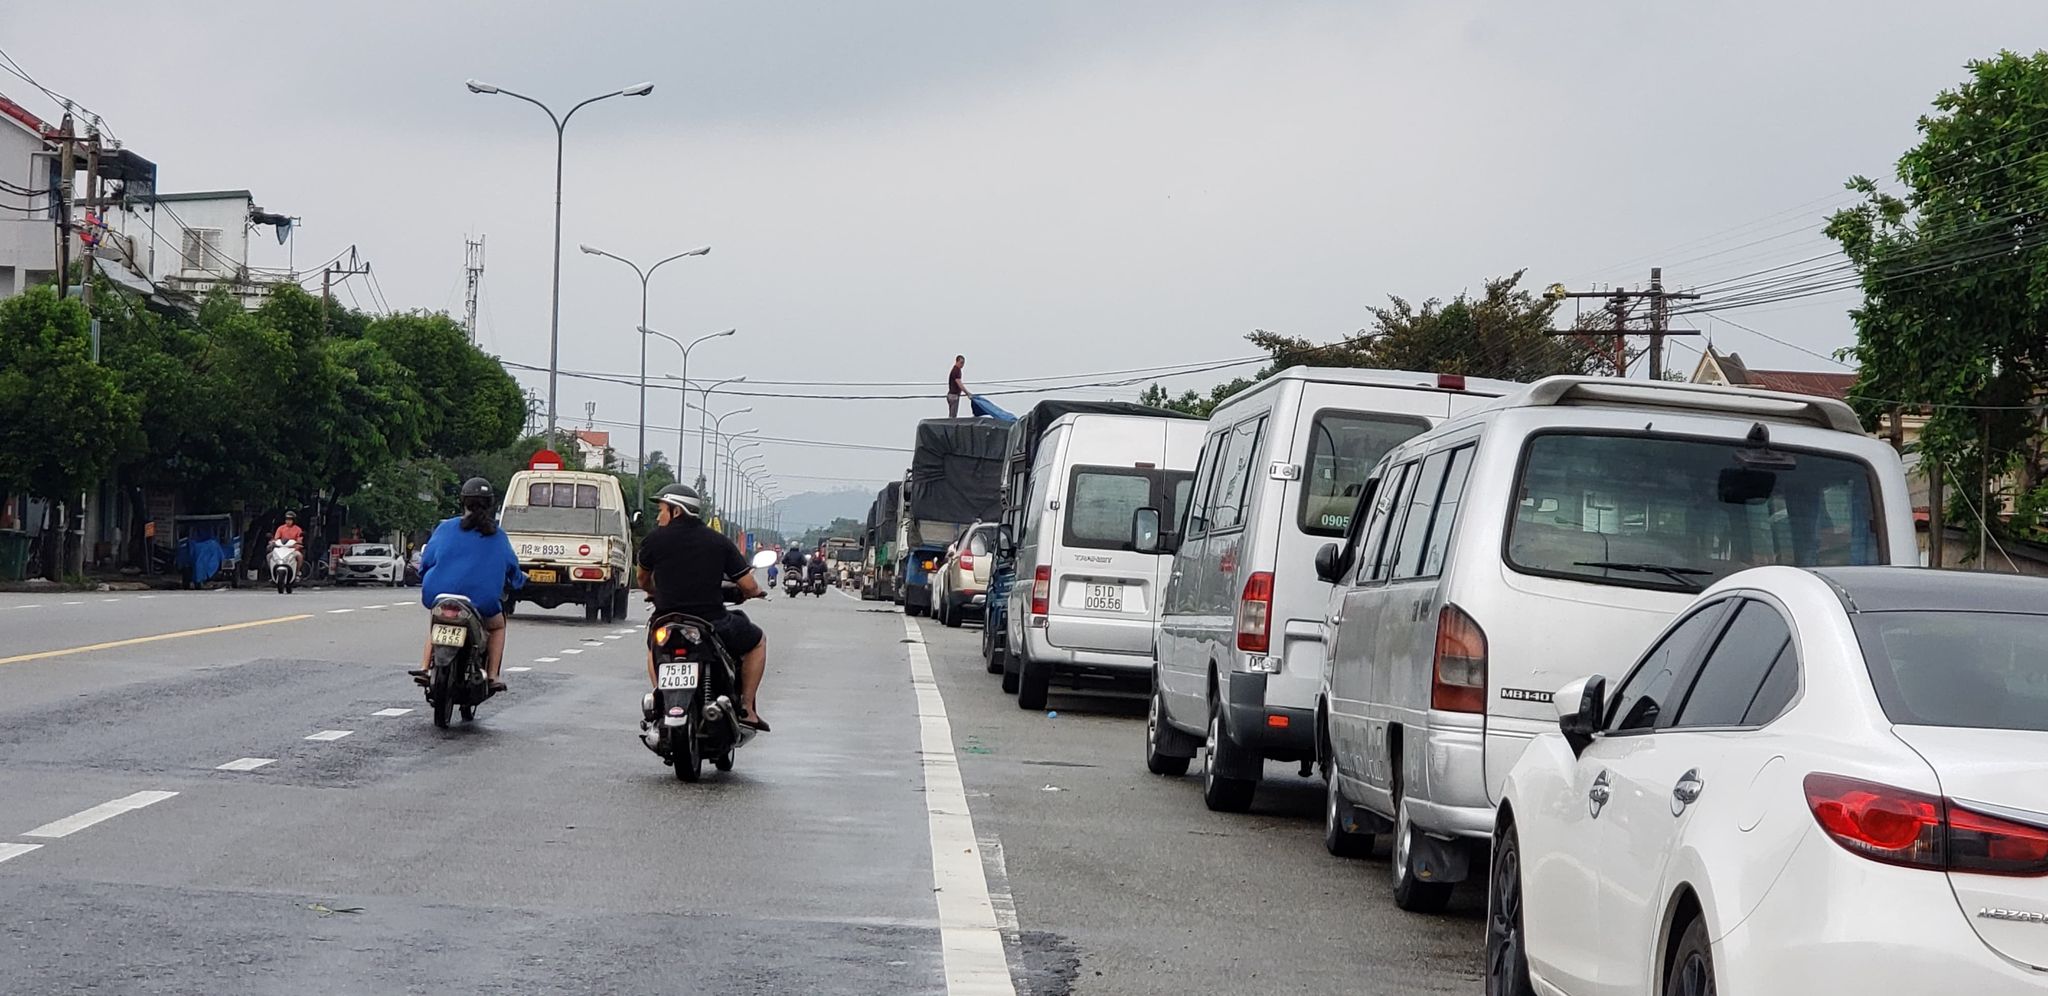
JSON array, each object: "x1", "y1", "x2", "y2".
[{"x1": 0, "y1": 614, "x2": 314, "y2": 666}]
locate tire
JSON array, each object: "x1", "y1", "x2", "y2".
[
  {"x1": 943, "y1": 598, "x2": 963, "y2": 628},
  {"x1": 999, "y1": 644, "x2": 1019, "y2": 693},
  {"x1": 584, "y1": 599, "x2": 600, "y2": 623},
  {"x1": 460, "y1": 704, "x2": 477, "y2": 722},
  {"x1": 672, "y1": 711, "x2": 702, "y2": 782},
  {"x1": 1016, "y1": 653, "x2": 1050, "y2": 710},
  {"x1": 1485, "y1": 824, "x2": 1536, "y2": 996},
  {"x1": 1391, "y1": 777, "x2": 1456, "y2": 914},
  {"x1": 1324, "y1": 768, "x2": 1375, "y2": 858},
  {"x1": 430, "y1": 666, "x2": 453, "y2": 729},
  {"x1": 1663, "y1": 915, "x2": 1714, "y2": 996},
  {"x1": 1144, "y1": 683, "x2": 1193, "y2": 776},
  {"x1": 613, "y1": 586, "x2": 630, "y2": 620},
  {"x1": 983, "y1": 625, "x2": 1004, "y2": 674},
  {"x1": 714, "y1": 751, "x2": 735, "y2": 773},
  {"x1": 1201, "y1": 698, "x2": 1257, "y2": 813},
  {"x1": 275, "y1": 572, "x2": 285, "y2": 595}
]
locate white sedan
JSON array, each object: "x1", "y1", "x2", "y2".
[
  {"x1": 334, "y1": 543, "x2": 406, "y2": 586},
  {"x1": 1489, "y1": 566, "x2": 2047, "y2": 996}
]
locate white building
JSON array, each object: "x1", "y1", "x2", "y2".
[
  {"x1": 101, "y1": 189, "x2": 296, "y2": 309},
  {"x1": 0, "y1": 92, "x2": 57, "y2": 298}
]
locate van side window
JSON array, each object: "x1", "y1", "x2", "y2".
[
  {"x1": 1183, "y1": 431, "x2": 1227, "y2": 539},
  {"x1": 1205, "y1": 416, "x2": 1267, "y2": 533},
  {"x1": 1367, "y1": 462, "x2": 1420, "y2": 583},
  {"x1": 1416, "y1": 446, "x2": 1476, "y2": 578},
  {"x1": 1298, "y1": 411, "x2": 1430, "y2": 537},
  {"x1": 1353, "y1": 466, "x2": 1403, "y2": 584},
  {"x1": 1388, "y1": 451, "x2": 1451, "y2": 581}
]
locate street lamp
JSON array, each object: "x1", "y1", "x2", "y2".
[
  {"x1": 705, "y1": 410, "x2": 753, "y2": 522},
  {"x1": 465, "y1": 77, "x2": 654, "y2": 439},
  {"x1": 642, "y1": 326, "x2": 736, "y2": 488},
  {"x1": 579, "y1": 244, "x2": 710, "y2": 507},
  {"x1": 663, "y1": 373, "x2": 746, "y2": 490},
  {"x1": 735, "y1": 452, "x2": 768, "y2": 541},
  {"x1": 728, "y1": 441, "x2": 764, "y2": 539}
]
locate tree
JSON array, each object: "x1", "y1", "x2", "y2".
[
  {"x1": 344, "y1": 458, "x2": 457, "y2": 541},
  {"x1": 0, "y1": 288, "x2": 140, "y2": 576},
  {"x1": 1824, "y1": 50, "x2": 2048, "y2": 545},
  {"x1": 364, "y1": 312, "x2": 525, "y2": 456},
  {"x1": 1137, "y1": 375, "x2": 1263, "y2": 418}
]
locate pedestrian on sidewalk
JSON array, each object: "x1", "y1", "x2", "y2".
[{"x1": 946, "y1": 355, "x2": 969, "y2": 417}]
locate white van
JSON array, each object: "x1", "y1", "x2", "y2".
[
  {"x1": 500, "y1": 469, "x2": 635, "y2": 623},
  {"x1": 1315, "y1": 377, "x2": 1917, "y2": 912},
  {"x1": 1004, "y1": 413, "x2": 1208, "y2": 710},
  {"x1": 1146, "y1": 368, "x2": 1515, "y2": 812}
]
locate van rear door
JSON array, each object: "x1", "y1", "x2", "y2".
[{"x1": 1047, "y1": 464, "x2": 1183, "y2": 655}]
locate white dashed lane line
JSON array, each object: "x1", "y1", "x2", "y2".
[
  {"x1": 23, "y1": 790, "x2": 179, "y2": 839},
  {"x1": 559, "y1": 649, "x2": 583, "y2": 655},
  {"x1": 216, "y1": 758, "x2": 276, "y2": 772},
  {"x1": 506, "y1": 666, "x2": 532, "y2": 673},
  {"x1": 0, "y1": 842, "x2": 43, "y2": 865},
  {"x1": 371, "y1": 708, "x2": 412, "y2": 717},
  {"x1": 534, "y1": 657, "x2": 560, "y2": 663},
  {"x1": 603, "y1": 635, "x2": 623, "y2": 641},
  {"x1": 304, "y1": 730, "x2": 353, "y2": 742},
  {"x1": 11, "y1": 604, "x2": 39, "y2": 610},
  {"x1": 61, "y1": 601, "x2": 83, "y2": 606},
  {"x1": 328, "y1": 609, "x2": 353, "y2": 614}
]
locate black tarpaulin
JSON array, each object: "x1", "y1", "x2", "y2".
[{"x1": 909, "y1": 419, "x2": 1008, "y2": 526}]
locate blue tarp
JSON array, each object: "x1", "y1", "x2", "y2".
[
  {"x1": 175, "y1": 529, "x2": 225, "y2": 586},
  {"x1": 969, "y1": 395, "x2": 1016, "y2": 422}
]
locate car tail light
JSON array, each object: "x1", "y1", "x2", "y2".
[
  {"x1": 1804, "y1": 774, "x2": 1947, "y2": 870},
  {"x1": 1031, "y1": 565, "x2": 1051, "y2": 616},
  {"x1": 1948, "y1": 805, "x2": 2048, "y2": 876},
  {"x1": 1235, "y1": 572, "x2": 1274, "y2": 654},
  {"x1": 960, "y1": 552, "x2": 975, "y2": 570},
  {"x1": 1431, "y1": 604, "x2": 1487, "y2": 713},
  {"x1": 1438, "y1": 373, "x2": 1467, "y2": 391},
  {"x1": 572, "y1": 567, "x2": 604, "y2": 581}
]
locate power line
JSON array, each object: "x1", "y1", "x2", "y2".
[{"x1": 497, "y1": 353, "x2": 1267, "y2": 401}]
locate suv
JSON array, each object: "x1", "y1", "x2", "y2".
[{"x1": 931, "y1": 522, "x2": 996, "y2": 627}]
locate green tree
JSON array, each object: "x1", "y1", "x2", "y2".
[
  {"x1": 1137, "y1": 375, "x2": 1262, "y2": 418},
  {"x1": 1824, "y1": 50, "x2": 2048, "y2": 545},
  {"x1": 364, "y1": 312, "x2": 525, "y2": 456},
  {"x1": 0, "y1": 289, "x2": 140, "y2": 575},
  {"x1": 344, "y1": 458, "x2": 457, "y2": 541}
]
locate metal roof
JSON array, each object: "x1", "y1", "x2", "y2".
[{"x1": 1815, "y1": 566, "x2": 2048, "y2": 614}]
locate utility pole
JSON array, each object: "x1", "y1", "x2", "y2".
[
  {"x1": 462, "y1": 235, "x2": 486, "y2": 343},
  {"x1": 321, "y1": 245, "x2": 370, "y2": 332},
  {"x1": 1544, "y1": 268, "x2": 1701, "y2": 379}
]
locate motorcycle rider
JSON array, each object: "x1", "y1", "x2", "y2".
[
  {"x1": 639, "y1": 484, "x2": 771, "y2": 731},
  {"x1": 272, "y1": 511, "x2": 306, "y2": 574},
  {"x1": 411, "y1": 478, "x2": 525, "y2": 692}
]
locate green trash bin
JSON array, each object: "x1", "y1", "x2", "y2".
[{"x1": 0, "y1": 530, "x2": 29, "y2": 581}]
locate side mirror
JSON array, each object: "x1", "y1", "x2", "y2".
[
  {"x1": 1313, "y1": 542, "x2": 1346, "y2": 583},
  {"x1": 632, "y1": 510, "x2": 644, "y2": 527},
  {"x1": 996, "y1": 524, "x2": 1016, "y2": 558},
  {"x1": 1132, "y1": 507, "x2": 1161, "y2": 554},
  {"x1": 1556, "y1": 675, "x2": 1607, "y2": 757},
  {"x1": 750, "y1": 549, "x2": 779, "y2": 570}
]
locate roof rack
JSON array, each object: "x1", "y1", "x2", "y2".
[{"x1": 1506, "y1": 376, "x2": 1863, "y2": 434}]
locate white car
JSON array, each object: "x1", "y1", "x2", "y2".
[
  {"x1": 334, "y1": 543, "x2": 406, "y2": 586},
  {"x1": 1489, "y1": 566, "x2": 2048, "y2": 996}
]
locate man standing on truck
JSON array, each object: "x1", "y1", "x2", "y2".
[{"x1": 946, "y1": 355, "x2": 969, "y2": 418}]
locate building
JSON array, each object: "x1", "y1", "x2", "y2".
[
  {"x1": 99, "y1": 189, "x2": 296, "y2": 310},
  {"x1": 568, "y1": 429, "x2": 614, "y2": 470},
  {"x1": 0, "y1": 92, "x2": 58, "y2": 298}
]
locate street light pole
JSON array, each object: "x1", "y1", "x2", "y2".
[
  {"x1": 705, "y1": 410, "x2": 754, "y2": 527},
  {"x1": 579, "y1": 244, "x2": 710, "y2": 508},
  {"x1": 465, "y1": 78, "x2": 654, "y2": 441},
  {"x1": 696, "y1": 375, "x2": 748, "y2": 487},
  {"x1": 729, "y1": 441, "x2": 763, "y2": 540},
  {"x1": 643, "y1": 325, "x2": 736, "y2": 489},
  {"x1": 735, "y1": 452, "x2": 766, "y2": 542}
]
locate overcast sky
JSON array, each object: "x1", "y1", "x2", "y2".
[{"x1": 6, "y1": 1, "x2": 2044, "y2": 497}]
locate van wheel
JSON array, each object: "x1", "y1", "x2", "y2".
[
  {"x1": 1391, "y1": 780, "x2": 1455, "y2": 913},
  {"x1": 1324, "y1": 769, "x2": 1374, "y2": 858},
  {"x1": 612, "y1": 586, "x2": 630, "y2": 621},
  {"x1": 999, "y1": 644, "x2": 1020, "y2": 693},
  {"x1": 1201, "y1": 700, "x2": 1256, "y2": 813},
  {"x1": 983, "y1": 624, "x2": 1004, "y2": 674},
  {"x1": 1016, "y1": 654, "x2": 1050, "y2": 710},
  {"x1": 1145, "y1": 683, "x2": 1194, "y2": 776},
  {"x1": 583, "y1": 599, "x2": 601, "y2": 623}
]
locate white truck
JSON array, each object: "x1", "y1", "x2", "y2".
[{"x1": 500, "y1": 469, "x2": 635, "y2": 623}]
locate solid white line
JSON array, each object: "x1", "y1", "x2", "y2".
[
  {"x1": 327, "y1": 608, "x2": 353, "y2": 614},
  {"x1": 23, "y1": 790, "x2": 179, "y2": 839},
  {"x1": 304, "y1": 730, "x2": 353, "y2": 741},
  {"x1": 902, "y1": 617, "x2": 1014, "y2": 996},
  {"x1": 534, "y1": 657, "x2": 560, "y2": 663},
  {"x1": 216, "y1": 757, "x2": 275, "y2": 771},
  {"x1": 506, "y1": 666, "x2": 532, "y2": 673},
  {"x1": 0, "y1": 842, "x2": 42, "y2": 865},
  {"x1": 371, "y1": 708, "x2": 412, "y2": 717}
]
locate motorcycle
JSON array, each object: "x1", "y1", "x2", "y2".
[
  {"x1": 808, "y1": 572, "x2": 828, "y2": 597},
  {"x1": 423, "y1": 593, "x2": 496, "y2": 728},
  {"x1": 267, "y1": 539, "x2": 300, "y2": 594},
  {"x1": 783, "y1": 570, "x2": 803, "y2": 598},
  {"x1": 641, "y1": 549, "x2": 777, "y2": 781}
]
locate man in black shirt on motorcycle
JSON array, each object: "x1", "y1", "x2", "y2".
[{"x1": 638, "y1": 485, "x2": 771, "y2": 731}]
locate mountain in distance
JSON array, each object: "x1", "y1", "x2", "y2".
[{"x1": 769, "y1": 488, "x2": 876, "y2": 534}]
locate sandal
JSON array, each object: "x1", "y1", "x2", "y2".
[
  {"x1": 489, "y1": 679, "x2": 509, "y2": 693},
  {"x1": 739, "y1": 708, "x2": 771, "y2": 734}
]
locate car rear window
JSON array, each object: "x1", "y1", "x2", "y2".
[
  {"x1": 1506, "y1": 432, "x2": 1884, "y2": 592},
  {"x1": 1298, "y1": 411, "x2": 1430, "y2": 537},
  {"x1": 1063, "y1": 466, "x2": 1188, "y2": 551},
  {"x1": 1853, "y1": 611, "x2": 2048, "y2": 732}
]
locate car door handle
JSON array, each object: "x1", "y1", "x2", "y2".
[
  {"x1": 1587, "y1": 770, "x2": 1611, "y2": 818},
  {"x1": 1672, "y1": 769, "x2": 1706, "y2": 811}
]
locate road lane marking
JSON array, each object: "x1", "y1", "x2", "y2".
[
  {"x1": 535, "y1": 657, "x2": 560, "y2": 663},
  {"x1": 304, "y1": 730, "x2": 353, "y2": 741},
  {"x1": 101, "y1": 598, "x2": 120, "y2": 603},
  {"x1": 389, "y1": 602, "x2": 412, "y2": 608},
  {"x1": 216, "y1": 758, "x2": 276, "y2": 771},
  {"x1": 23, "y1": 790, "x2": 179, "y2": 839},
  {"x1": 0, "y1": 843, "x2": 42, "y2": 865},
  {"x1": 362, "y1": 603, "x2": 388, "y2": 609},
  {"x1": 560, "y1": 649, "x2": 583, "y2": 655},
  {"x1": 61, "y1": 601, "x2": 83, "y2": 606},
  {"x1": 506, "y1": 666, "x2": 532, "y2": 673},
  {"x1": 328, "y1": 608, "x2": 354, "y2": 614},
  {"x1": 13, "y1": 604, "x2": 39, "y2": 609},
  {"x1": 0, "y1": 614, "x2": 313, "y2": 667},
  {"x1": 901, "y1": 617, "x2": 1014, "y2": 996},
  {"x1": 371, "y1": 708, "x2": 412, "y2": 717},
  {"x1": 138, "y1": 595, "x2": 155, "y2": 599}
]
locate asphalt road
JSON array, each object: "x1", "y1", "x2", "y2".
[{"x1": 0, "y1": 584, "x2": 1484, "y2": 994}]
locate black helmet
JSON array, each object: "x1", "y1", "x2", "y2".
[
  {"x1": 655, "y1": 483, "x2": 705, "y2": 518},
  {"x1": 460, "y1": 477, "x2": 494, "y2": 500}
]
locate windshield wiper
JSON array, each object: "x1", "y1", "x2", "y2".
[{"x1": 1572, "y1": 561, "x2": 1711, "y2": 591}]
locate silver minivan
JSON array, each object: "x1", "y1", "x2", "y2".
[
  {"x1": 1144, "y1": 367, "x2": 1514, "y2": 812},
  {"x1": 1005, "y1": 413, "x2": 1207, "y2": 710},
  {"x1": 1314, "y1": 376, "x2": 1918, "y2": 912}
]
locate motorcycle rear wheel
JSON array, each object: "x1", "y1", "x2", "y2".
[
  {"x1": 430, "y1": 668, "x2": 453, "y2": 729},
  {"x1": 673, "y1": 713, "x2": 702, "y2": 782},
  {"x1": 460, "y1": 704, "x2": 476, "y2": 722}
]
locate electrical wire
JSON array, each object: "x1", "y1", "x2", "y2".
[{"x1": 497, "y1": 353, "x2": 1269, "y2": 401}]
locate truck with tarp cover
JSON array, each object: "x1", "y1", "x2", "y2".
[
  {"x1": 984, "y1": 400, "x2": 1201, "y2": 675},
  {"x1": 861, "y1": 481, "x2": 903, "y2": 601},
  {"x1": 900, "y1": 418, "x2": 1007, "y2": 615}
]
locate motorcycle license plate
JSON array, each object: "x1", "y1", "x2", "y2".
[
  {"x1": 527, "y1": 569, "x2": 558, "y2": 584},
  {"x1": 656, "y1": 660, "x2": 700, "y2": 690},
  {"x1": 430, "y1": 624, "x2": 468, "y2": 647},
  {"x1": 1084, "y1": 583, "x2": 1124, "y2": 612}
]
